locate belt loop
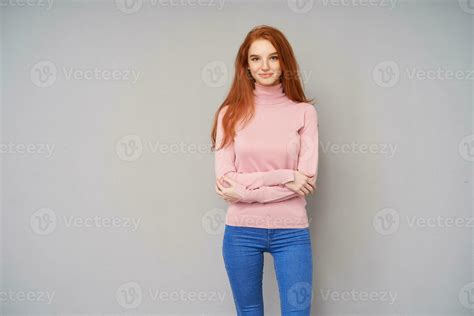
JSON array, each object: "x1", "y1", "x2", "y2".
[{"x1": 267, "y1": 228, "x2": 270, "y2": 249}]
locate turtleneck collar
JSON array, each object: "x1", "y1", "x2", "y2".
[{"x1": 253, "y1": 81, "x2": 288, "y2": 106}]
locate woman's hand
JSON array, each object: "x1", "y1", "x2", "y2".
[
  {"x1": 284, "y1": 170, "x2": 317, "y2": 196},
  {"x1": 215, "y1": 176, "x2": 242, "y2": 203}
]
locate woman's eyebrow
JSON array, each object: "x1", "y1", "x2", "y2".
[{"x1": 249, "y1": 52, "x2": 278, "y2": 58}]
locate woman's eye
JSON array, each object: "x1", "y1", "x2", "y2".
[{"x1": 250, "y1": 56, "x2": 277, "y2": 62}]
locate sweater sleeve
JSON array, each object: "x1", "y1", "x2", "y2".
[
  {"x1": 214, "y1": 106, "x2": 295, "y2": 189},
  {"x1": 233, "y1": 184, "x2": 301, "y2": 204},
  {"x1": 233, "y1": 105, "x2": 319, "y2": 204},
  {"x1": 295, "y1": 105, "x2": 319, "y2": 179}
]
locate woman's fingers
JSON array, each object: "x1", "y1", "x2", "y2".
[
  {"x1": 215, "y1": 184, "x2": 226, "y2": 199},
  {"x1": 305, "y1": 176, "x2": 316, "y2": 188},
  {"x1": 216, "y1": 178, "x2": 234, "y2": 201},
  {"x1": 309, "y1": 177, "x2": 317, "y2": 191},
  {"x1": 222, "y1": 175, "x2": 236, "y2": 186},
  {"x1": 216, "y1": 178, "x2": 227, "y2": 192},
  {"x1": 216, "y1": 180, "x2": 226, "y2": 195},
  {"x1": 300, "y1": 175, "x2": 313, "y2": 188},
  {"x1": 216, "y1": 181, "x2": 223, "y2": 193},
  {"x1": 304, "y1": 183, "x2": 314, "y2": 194},
  {"x1": 300, "y1": 186, "x2": 310, "y2": 195}
]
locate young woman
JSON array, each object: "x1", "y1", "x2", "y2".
[{"x1": 210, "y1": 25, "x2": 319, "y2": 316}]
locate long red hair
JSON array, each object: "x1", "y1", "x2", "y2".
[{"x1": 210, "y1": 25, "x2": 314, "y2": 151}]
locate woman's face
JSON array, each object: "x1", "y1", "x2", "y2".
[{"x1": 247, "y1": 39, "x2": 282, "y2": 86}]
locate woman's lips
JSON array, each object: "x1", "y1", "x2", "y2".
[{"x1": 259, "y1": 73, "x2": 273, "y2": 78}]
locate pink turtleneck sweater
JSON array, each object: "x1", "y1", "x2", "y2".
[{"x1": 214, "y1": 81, "x2": 319, "y2": 229}]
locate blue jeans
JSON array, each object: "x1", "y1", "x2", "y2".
[{"x1": 222, "y1": 224, "x2": 313, "y2": 315}]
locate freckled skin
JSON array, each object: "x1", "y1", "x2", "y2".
[{"x1": 247, "y1": 39, "x2": 282, "y2": 87}]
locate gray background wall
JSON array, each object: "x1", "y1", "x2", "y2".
[{"x1": 1, "y1": 0, "x2": 472, "y2": 315}]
